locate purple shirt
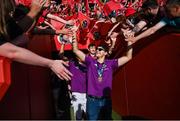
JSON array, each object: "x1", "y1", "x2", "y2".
[
  {"x1": 69, "y1": 61, "x2": 87, "y2": 93},
  {"x1": 85, "y1": 56, "x2": 118, "y2": 97}
]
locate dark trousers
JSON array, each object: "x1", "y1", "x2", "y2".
[
  {"x1": 51, "y1": 73, "x2": 71, "y2": 119},
  {"x1": 86, "y1": 95, "x2": 112, "y2": 120}
]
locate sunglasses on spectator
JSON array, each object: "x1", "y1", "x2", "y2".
[{"x1": 97, "y1": 47, "x2": 105, "y2": 51}]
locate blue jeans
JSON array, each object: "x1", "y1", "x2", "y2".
[{"x1": 87, "y1": 96, "x2": 112, "y2": 120}]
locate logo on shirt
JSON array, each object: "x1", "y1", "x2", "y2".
[{"x1": 81, "y1": 20, "x2": 88, "y2": 29}]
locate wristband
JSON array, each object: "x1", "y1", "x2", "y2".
[{"x1": 127, "y1": 44, "x2": 133, "y2": 50}]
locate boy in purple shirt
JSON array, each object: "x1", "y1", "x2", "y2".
[
  {"x1": 87, "y1": 43, "x2": 96, "y2": 58},
  {"x1": 69, "y1": 58, "x2": 87, "y2": 120},
  {"x1": 72, "y1": 32, "x2": 133, "y2": 120},
  {"x1": 59, "y1": 43, "x2": 88, "y2": 120}
]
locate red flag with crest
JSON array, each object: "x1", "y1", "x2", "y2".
[
  {"x1": 103, "y1": 0, "x2": 124, "y2": 16},
  {"x1": 76, "y1": 12, "x2": 91, "y2": 43}
]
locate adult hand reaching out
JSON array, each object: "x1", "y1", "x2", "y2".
[
  {"x1": 49, "y1": 60, "x2": 72, "y2": 80},
  {"x1": 0, "y1": 43, "x2": 72, "y2": 81},
  {"x1": 121, "y1": 28, "x2": 134, "y2": 38},
  {"x1": 125, "y1": 35, "x2": 136, "y2": 43},
  {"x1": 28, "y1": 0, "x2": 47, "y2": 18},
  {"x1": 121, "y1": 28, "x2": 136, "y2": 43},
  {"x1": 56, "y1": 28, "x2": 73, "y2": 35}
]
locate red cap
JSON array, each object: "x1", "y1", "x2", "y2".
[
  {"x1": 125, "y1": 7, "x2": 136, "y2": 17},
  {"x1": 103, "y1": 1, "x2": 124, "y2": 16},
  {"x1": 18, "y1": 0, "x2": 32, "y2": 7}
]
